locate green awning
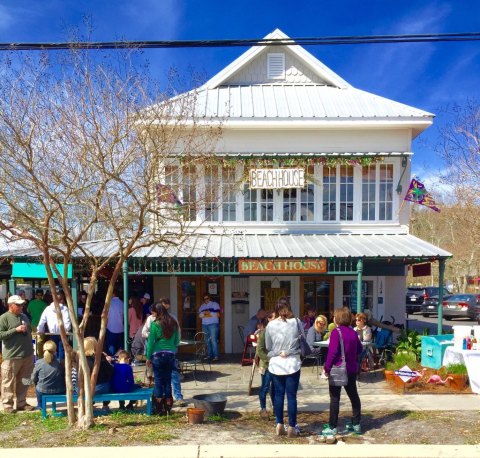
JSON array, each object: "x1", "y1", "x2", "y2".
[{"x1": 12, "y1": 262, "x2": 73, "y2": 279}]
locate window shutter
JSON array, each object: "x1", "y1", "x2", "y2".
[{"x1": 267, "y1": 53, "x2": 285, "y2": 80}]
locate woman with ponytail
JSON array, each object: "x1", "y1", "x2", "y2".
[
  {"x1": 31, "y1": 340, "x2": 65, "y2": 410},
  {"x1": 264, "y1": 297, "x2": 302, "y2": 438}
]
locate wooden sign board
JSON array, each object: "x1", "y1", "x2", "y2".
[{"x1": 239, "y1": 259, "x2": 327, "y2": 274}]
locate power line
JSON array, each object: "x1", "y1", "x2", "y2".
[{"x1": 1, "y1": 32, "x2": 480, "y2": 51}]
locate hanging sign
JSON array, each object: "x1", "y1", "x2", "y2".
[
  {"x1": 239, "y1": 259, "x2": 327, "y2": 274},
  {"x1": 249, "y1": 168, "x2": 305, "y2": 189}
]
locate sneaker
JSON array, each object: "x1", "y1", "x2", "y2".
[
  {"x1": 173, "y1": 399, "x2": 187, "y2": 407},
  {"x1": 344, "y1": 422, "x2": 361, "y2": 435},
  {"x1": 321, "y1": 424, "x2": 337, "y2": 437},
  {"x1": 259, "y1": 408, "x2": 269, "y2": 419},
  {"x1": 345, "y1": 421, "x2": 354, "y2": 432},
  {"x1": 287, "y1": 426, "x2": 299, "y2": 438},
  {"x1": 16, "y1": 403, "x2": 35, "y2": 412},
  {"x1": 212, "y1": 357, "x2": 219, "y2": 362},
  {"x1": 275, "y1": 423, "x2": 287, "y2": 436},
  {"x1": 352, "y1": 424, "x2": 362, "y2": 435}
]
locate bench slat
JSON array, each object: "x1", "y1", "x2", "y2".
[{"x1": 41, "y1": 388, "x2": 154, "y2": 418}]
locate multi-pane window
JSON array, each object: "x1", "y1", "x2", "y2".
[
  {"x1": 182, "y1": 164, "x2": 197, "y2": 221},
  {"x1": 243, "y1": 184, "x2": 257, "y2": 221},
  {"x1": 339, "y1": 165, "x2": 354, "y2": 221},
  {"x1": 282, "y1": 165, "x2": 314, "y2": 221},
  {"x1": 322, "y1": 166, "x2": 336, "y2": 221},
  {"x1": 379, "y1": 164, "x2": 393, "y2": 220},
  {"x1": 342, "y1": 280, "x2": 374, "y2": 312},
  {"x1": 362, "y1": 165, "x2": 376, "y2": 221},
  {"x1": 260, "y1": 190, "x2": 274, "y2": 221},
  {"x1": 283, "y1": 188, "x2": 297, "y2": 221},
  {"x1": 222, "y1": 166, "x2": 237, "y2": 222},
  {"x1": 205, "y1": 165, "x2": 219, "y2": 221}
]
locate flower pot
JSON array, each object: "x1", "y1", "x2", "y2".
[
  {"x1": 187, "y1": 407, "x2": 205, "y2": 425},
  {"x1": 447, "y1": 373, "x2": 468, "y2": 391}
]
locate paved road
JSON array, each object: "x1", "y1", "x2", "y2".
[{"x1": 405, "y1": 313, "x2": 475, "y2": 334}]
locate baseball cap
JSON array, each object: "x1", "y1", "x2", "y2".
[
  {"x1": 143, "y1": 293, "x2": 151, "y2": 300},
  {"x1": 8, "y1": 295, "x2": 26, "y2": 305}
]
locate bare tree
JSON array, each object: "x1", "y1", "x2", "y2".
[
  {"x1": 0, "y1": 47, "x2": 222, "y2": 428},
  {"x1": 439, "y1": 100, "x2": 480, "y2": 202}
]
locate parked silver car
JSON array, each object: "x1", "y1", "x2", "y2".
[
  {"x1": 442, "y1": 294, "x2": 480, "y2": 321},
  {"x1": 420, "y1": 295, "x2": 451, "y2": 317}
]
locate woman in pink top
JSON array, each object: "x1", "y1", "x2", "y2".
[{"x1": 128, "y1": 296, "x2": 144, "y2": 339}]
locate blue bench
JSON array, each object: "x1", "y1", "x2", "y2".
[{"x1": 41, "y1": 387, "x2": 154, "y2": 419}]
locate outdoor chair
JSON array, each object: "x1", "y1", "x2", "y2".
[
  {"x1": 241, "y1": 331, "x2": 257, "y2": 366},
  {"x1": 178, "y1": 332, "x2": 211, "y2": 384},
  {"x1": 302, "y1": 351, "x2": 323, "y2": 376}
]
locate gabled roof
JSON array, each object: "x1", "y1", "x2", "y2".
[
  {"x1": 150, "y1": 29, "x2": 434, "y2": 134},
  {"x1": 202, "y1": 29, "x2": 351, "y2": 90}
]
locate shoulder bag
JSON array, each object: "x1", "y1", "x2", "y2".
[
  {"x1": 328, "y1": 327, "x2": 348, "y2": 386},
  {"x1": 296, "y1": 318, "x2": 312, "y2": 357}
]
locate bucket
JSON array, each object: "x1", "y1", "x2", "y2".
[
  {"x1": 187, "y1": 407, "x2": 205, "y2": 425},
  {"x1": 192, "y1": 394, "x2": 227, "y2": 416},
  {"x1": 453, "y1": 326, "x2": 473, "y2": 349}
]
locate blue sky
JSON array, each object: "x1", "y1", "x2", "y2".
[{"x1": 0, "y1": 0, "x2": 479, "y2": 185}]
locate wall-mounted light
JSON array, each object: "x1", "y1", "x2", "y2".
[{"x1": 396, "y1": 155, "x2": 409, "y2": 194}]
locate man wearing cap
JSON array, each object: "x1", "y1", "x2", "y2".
[{"x1": 0, "y1": 295, "x2": 35, "y2": 412}]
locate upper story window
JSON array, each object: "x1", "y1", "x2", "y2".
[
  {"x1": 283, "y1": 165, "x2": 314, "y2": 221},
  {"x1": 243, "y1": 185, "x2": 274, "y2": 222},
  {"x1": 160, "y1": 159, "x2": 396, "y2": 224},
  {"x1": 361, "y1": 163, "x2": 393, "y2": 221}
]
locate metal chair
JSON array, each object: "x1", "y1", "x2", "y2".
[
  {"x1": 178, "y1": 332, "x2": 211, "y2": 384},
  {"x1": 302, "y1": 351, "x2": 323, "y2": 376}
]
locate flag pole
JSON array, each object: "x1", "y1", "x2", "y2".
[{"x1": 397, "y1": 175, "x2": 415, "y2": 218}]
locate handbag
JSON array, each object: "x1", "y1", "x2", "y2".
[
  {"x1": 296, "y1": 319, "x2": 312, "y2": 357},
  {"x1": 328, "y1": 328, "x2": 348, "y2": 386}
]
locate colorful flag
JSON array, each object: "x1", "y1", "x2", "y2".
[
  {"x1": 156, "y1": 184, "x2": 182, "y2": 206},
  {"x1": 404, "y1": 178, "x2": 440, "y2": 212}
]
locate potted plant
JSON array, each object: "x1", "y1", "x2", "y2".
[{"x1": 445, "y1": 363, "x2": 468, "y2": 390}]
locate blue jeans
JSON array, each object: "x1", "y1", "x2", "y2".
[
  {"x1": 171, "y1": 358, "x2": 183, "y2": 400},
  {"x1": 259, "y1": 369, "x2": 275, "y2": 409},
  {"x1": 151, "y1": 351, "x2": 176, "y2": 398},
  {"x1": 202, "y1": 323, "x2": 220, "y2": 359},
  {"x1": 106, "y1": 330, "x2": 124, "y2": 356},
  {"x1": 271, "y1": 370, "x2": 300, "y2": 427}
]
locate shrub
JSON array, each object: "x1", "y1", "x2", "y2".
[{"x1": 445, "y1": 363, "x2": 468, "y2": 375}]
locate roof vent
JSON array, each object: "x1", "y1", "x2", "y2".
[{"x1": 267, "y1": 53, "x2": 285, "y2": 80}]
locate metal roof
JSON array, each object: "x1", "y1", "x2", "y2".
[
  {"x1": 2, "y1": 232, "x2": 449, "y2": 261},
  {"x1": 169, "y1": 84, "x2": 434, "y2": 121}
]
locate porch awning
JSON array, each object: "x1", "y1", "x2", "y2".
[{"x1": 82, "y1": 232, "x2": 452, "y2": 260}]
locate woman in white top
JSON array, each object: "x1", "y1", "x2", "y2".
[{"x1": 264, "y1": 297, "x2": 301, "y2": 438}]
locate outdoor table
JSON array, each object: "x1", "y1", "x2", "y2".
[
  {"x1": 313, "y1": 340, "x2": 373, "y2": 349},
  {"x1": 443, "y1": 347, "x2": 480, "y2": 394}
]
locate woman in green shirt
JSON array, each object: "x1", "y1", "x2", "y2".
[{"x1": 146, "y1": 303, "x2": 180, "y2": 414}]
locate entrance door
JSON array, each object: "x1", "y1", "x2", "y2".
[
  {"x1": 177, "y1": 277, "x2": 224, "y2": 352},
  {"x1": 301, "y1": 277, "x2": 334, "y2": 319}
]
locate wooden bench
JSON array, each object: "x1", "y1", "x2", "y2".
[{"x1": 41, "y1": 387, "x2": 154, "y2": 419}]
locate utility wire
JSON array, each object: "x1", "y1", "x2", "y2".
[{"x1": 1, "y1": 32, "x2": 480, "y2": 51}]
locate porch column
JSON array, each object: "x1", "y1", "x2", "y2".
[
  {"x1": 356, "y1": 258, "x2": 363, "y2": 314},
  {"x1": 437, "y1": 258, "x2": 445, "y2": 335},
  {"x1": 8, "y1": 278, "x2": 15, "y2": 295},
  {"x1": 122, "y1": 261, "x2": 129, "y2": 351},
  {"x1": 71, "y1": 279, "x2": 78, "y2": 350}
]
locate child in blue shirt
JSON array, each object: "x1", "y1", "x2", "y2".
[{"x1": 112, "y1": 350, "x2": 140, "y2": 410}]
